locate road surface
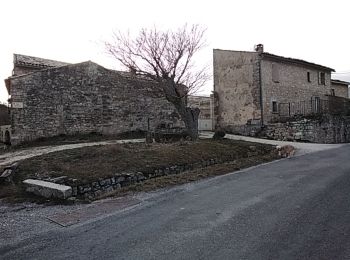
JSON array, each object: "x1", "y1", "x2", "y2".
[{"x1": 1, "y1": 144, "x2": 350, "y2": 259}]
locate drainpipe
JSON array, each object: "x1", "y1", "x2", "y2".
[
  {"x1": 258, "y1": 54, "x2": 264, "y2": 128},
  {"x1": 255, "y1": 44, "x2": 264, "y2": 128}
]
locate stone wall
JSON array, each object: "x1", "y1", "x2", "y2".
[
  {"x1": 9, "y1": 61, "x2": 182, "y2": 145},
  {"x1": 261, "y1": 59, "x2": 332, "y2": 123},
  {"x1": 73, "y1": 157, "x2": 223, "y2": 199},
  {"x1": 331, "y1": 81, "x2": 349, "y2": 98},
  {"x1": 213, "y1": 49, "x2": 261, "y2": 129},
  {"x1": 264, "y1": 115, "x2": 350, "y2": 143}
]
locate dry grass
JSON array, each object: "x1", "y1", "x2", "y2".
[
  {"x1": 15, "y1": 139, "x2": 276, "y2": 183},
  {"x1": 1, "y1": 139, "x2": 279, "y2": 202}
]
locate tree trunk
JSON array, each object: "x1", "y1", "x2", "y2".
[
  {"x1": 182, "y1": 107, "x2": 200, "y2": 140},
  {"x1": 170, "y1": 101, "x2": 200, "y2": 141},
  {"x1": 162, "y1": 81, "x2": 200, "y2": 140}
]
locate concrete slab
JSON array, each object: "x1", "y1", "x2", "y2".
[{"x1": 23, "y1": 179, "x2": 72, "y2": 199}]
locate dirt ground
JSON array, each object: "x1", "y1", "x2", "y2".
[{"x1": 16, "y1": 139, "x2": 277, "y2": 182}]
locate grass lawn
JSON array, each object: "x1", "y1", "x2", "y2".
[{"x1": 0, "y1": 139, "x2": 279, "y2": 202}]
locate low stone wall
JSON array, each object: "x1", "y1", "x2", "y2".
[
  {"x1": 221, "y1": 115, "x2": 350, "y2": 144},
  {"x1": 73, "y1": 158, "x2": 224, "y2": 199},
  {"x1": 43, "y1": 156, "x2": 245, "y2": 200},
  {"x1": 264, "y1": 115, "x2": 350, "y2": 143}
]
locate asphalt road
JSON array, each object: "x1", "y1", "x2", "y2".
[{"x1": 1, "y1": 145, "x2": 350, "y2": 260}]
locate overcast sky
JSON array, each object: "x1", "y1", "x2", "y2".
[{"x1": 1, "y1": 0, "x2": 349, "y2": 103}]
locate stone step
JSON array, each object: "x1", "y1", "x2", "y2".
[{"x1": 23, "y1": 179, "x2": 72, "y2": 199}]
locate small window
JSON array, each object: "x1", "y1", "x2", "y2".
[
  {"x1": 272, "y1": 64, "x2": 280, "y2": 83},
  {"x1": 307, "y1": 72, "x2": 311, "y2": 82},
  {"x1": 330, "y1": 89, "x2": 335, "y2": 96},
  {"x1": 318, "y1": 72, "x2": 325, "y2": 85},
  {"x1": 272, "y1": 101, "x2": 278, "y2": 113}
]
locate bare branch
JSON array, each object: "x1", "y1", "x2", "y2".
[{"x1": 104, "y1": 24, "x2": 209, "y2": 140}]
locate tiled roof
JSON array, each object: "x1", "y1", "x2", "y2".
[
  {"x1": 214, "y1": 48, "x2": 335, "y2": 72},
  {"x1": 14, "y1": 54, "x2": 70, "y2": 69},
  {"x1": 261, "y1": 52, "x2": 335, "y2": 72},
  {"x1": 331, "y1": 79, "x2": 350, "y2": 85}
]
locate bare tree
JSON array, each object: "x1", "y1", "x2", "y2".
[{"x1": 105, "y1": 24, "x2": 209, "y2": 140}]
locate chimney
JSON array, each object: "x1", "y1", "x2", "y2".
[{"x1": 255, "y1": 44, "x2": 264, "y2": 54}]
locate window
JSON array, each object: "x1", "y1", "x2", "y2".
[
  {"x1": 318, "y1": 72, "x2": 325, "y2": 85},
  {"x1": 313, "y1": 97, "x2": 321, "y2": 113},
  {"x1": 272, "y1": 64, "x2": 280, "y2": 83},
  {"x1": 272, "y1": 101, "x2": 278, "y2": 113},
  {"x1": 330, "y1": 89, "x2": 335, "y2": 96},
  {"x1": 307, "y1": 72, "x2": 311, "y2": 82}
]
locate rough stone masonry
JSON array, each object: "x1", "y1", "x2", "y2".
[{"x1": 7, "y1": 61, "x2": 183, "y2": 145}]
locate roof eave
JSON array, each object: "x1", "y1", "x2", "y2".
[
  {"x1": 261, "y1": 53, "x2": 335, "y2": 72},
  {"x1": 331, "y1": 79, "x2": 350, "y2": 86}
]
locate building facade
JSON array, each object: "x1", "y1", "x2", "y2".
[
  {"x1": 331, "y1": 79, "x2": 349, "y2": 98},
  {"x1": 213, "y1": 45, "x2": 335, "y2": 132},
  {"x1": 5, "y1": 55, "x2": 182, "y2": 145},
  {"x1": 188, "y1": 95, "x2": 213, "y2": 131}
]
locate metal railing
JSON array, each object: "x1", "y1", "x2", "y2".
[{"x1": 277, "y1": 96, "x2": 350, "y2": 118}]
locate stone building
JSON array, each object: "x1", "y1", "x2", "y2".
[
  {"x1": 213, "y1": 44, "x2": 337, "y2": 132},
  {"x1": 0, "y1": 104, "x2": 11, "y2": 144},
  {"x1": 188, "y1": 95, "x2": 213, "y2": 130},
  {"x1": 331, "y1": 79, "x2": 349, "y2": 98},
  {"x1": 12, "y1": 54, "x2": 70, "y2": 77},
  {"x1": 5, "y1": 54, "x2": 182, "y2": 145}
]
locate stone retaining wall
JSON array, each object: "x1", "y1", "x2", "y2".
[
  {"x1": 44, "y1": 155, "x2": 255, "y2": 200},
  {"x1": 72, "y1": 158, "x2": 225, "y2": 199},
  {"x1": 264, "y1": 115, "x2": 350, "y2": 143}
]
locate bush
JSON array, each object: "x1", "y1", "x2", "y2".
[{"x1": 213, "y1": 129, "x2": 226, "y2": 140}]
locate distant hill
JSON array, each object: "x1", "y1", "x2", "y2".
[{"x1": 0, "y1": 104, "x2": 10, "y2": 125}]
